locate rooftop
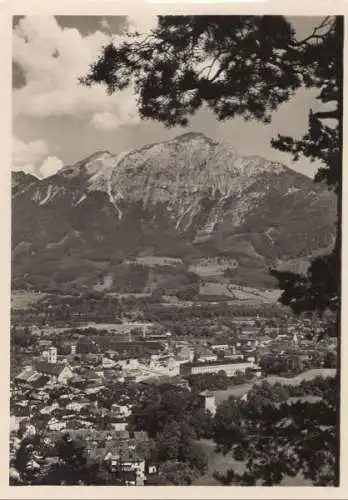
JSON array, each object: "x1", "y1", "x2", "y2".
[
  {"x1": 35, "y1": 361, "x2": 69, "y2": 376},
  {"x1": 183, "y1": 358, "x2": 248, "y2": 368}
]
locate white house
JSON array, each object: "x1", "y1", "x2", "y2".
[
  {"x1": 102, "y1": 357, "x2": 117, "y2": 369},
  {"x1": 117, "y1": 358, "x2": 139, "y2": 371},
  {"x1": 110, "y1": 420, "x2": 128, "y2": 432},
  {"x1": 35, "y1": 361, "x2": 74, "y2": 384},
  {"x1": 48, "y1": 418, "x2": 66, "y2": 431}
]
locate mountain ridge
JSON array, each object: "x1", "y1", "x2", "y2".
[{"x1": 12, "y1": 132, "x2": 336, "y2": 297}]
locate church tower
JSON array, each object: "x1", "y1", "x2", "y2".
[
  {"x1": 199, "y1": 391, "x2": 217, "y2": 417},
  {"x1": 292, "y1": 331, "x2": 299, "y2": 347},
  {"x1": 48, "y1": 346, "x2": 57, "y2": 364}
]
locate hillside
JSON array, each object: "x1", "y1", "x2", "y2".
[{"x1": 12, "y1": 133, "x2": 337, "y2": 297}]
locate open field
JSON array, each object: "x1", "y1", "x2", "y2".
[
  {"x1": 193, "y1": 439, "x2": 312, "y2": 486},
  {"x1": 12, "y1": 283, "x2": 282, "y2": 311},
  {"x1": 81, "y1": 321, "x2": 154, "y2": 332},
  {"x1": 212, "y1": 368, "x2": 336, "y2": 405},
  {"x1": 188, "y1": 259, "x2": 232, "y2": 278},
  {"x1": 11, "y1": 290, "x2": 46, "y2": 310},
  {"x1": 124, "y1": 256, "x2": 183, "y2": 267},
  {"x1": 192, "y1": 439, "x2": 246, "y2": 485},
  {"x1": 199, "y1": 282, "x2": 281, "y2": 303},
  {"x1": 37, "y1": 321, "x2": 155, "y2": 336}
]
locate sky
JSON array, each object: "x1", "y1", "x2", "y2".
[{"x1": 12, "y1": 15, "x2": 326, "y2": 179}]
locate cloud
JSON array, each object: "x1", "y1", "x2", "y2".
[
  {"x1": 12, "y1": 136, "x2": 63, "y2": 178},
  {"x1": 127, "y1": 12, "x2": 157, "y2": 33},
  {"x1": 99, "y1": 18, "x2": 111, "y2": 31},
  {"x1": 13, "y1": 16, "x2": 140, "y2": 127},
  {"x1": 90, "y1": 106, "x2": 139, "y2": 131},
  {"x1": 38, "y1": 156, "x2": 64, "y2": 178},
  {"x1": 90, "y1": 112, "x2": 121, "y2": 130},
  {"x1": 12, "y1": 137, "x2": 49, "y2": 172}
]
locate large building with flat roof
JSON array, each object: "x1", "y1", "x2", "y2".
[{"x1": 180, "y1": 359, "x2": 254, "y2": 377}]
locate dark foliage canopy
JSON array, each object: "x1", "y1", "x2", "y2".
[{"x1": 213, "y1": 376, "x2": 338, "y2": 485}]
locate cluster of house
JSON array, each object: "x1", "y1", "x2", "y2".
[
  {"x1": 203, "y1": 318, "x2": 336, "y2": 375},
  {"x1": 10, "y1": 423, "x2": 156, "y2": 485},
  {"x1": 12, "y1": 317, "x2": 335, "y2": 393},
  {"x1": 10, "y1": 337, "x2": 222, "y2": 483},
  {"x1": 10, "y1": 314, "x2": 335, "y2": 484},
  {"x1": 10, "y1": 349, "x2": 153, "y2": 484}
]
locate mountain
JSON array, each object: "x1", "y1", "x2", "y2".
[
  {"x1": 12, "y1": 132, "x2": 337, "y2": 298},
  {"x1": 12, "y1": 171, "x2": 38, "y2": 193}
]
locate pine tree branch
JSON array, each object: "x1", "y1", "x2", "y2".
[
  {"x1": 312, "y1": 109, "x2": 339, "y2": 120},
  {"x1": 294, "y1": 16, "x2": 334, "y2": 46}
]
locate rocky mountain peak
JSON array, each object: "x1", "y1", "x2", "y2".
[
  {"x1": 169, "y1": 131, "x2": 218, "y2": 145},
  {"x1": 11, "y1": 132, "x2": 336, "y2": 294}
]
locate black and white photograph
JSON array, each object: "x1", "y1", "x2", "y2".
[{"x1": 10, "y1": 13, "x2": 342, "y2": 488}]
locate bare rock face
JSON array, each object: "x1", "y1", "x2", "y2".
[{"x1": 12, "y1": 133, "x2": 337, "y2": 295}]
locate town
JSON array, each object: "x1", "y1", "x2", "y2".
[{"x1": 10, "y1": 291, "x2": 337, "y2": 485}]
